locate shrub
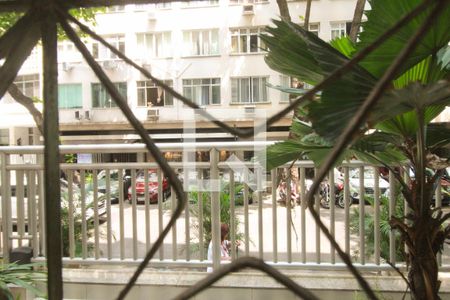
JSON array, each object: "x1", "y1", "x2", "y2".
[
  {"x1": 188, "y1": 190, "x2": 243, "y2": 258},
  {"x1": 350, "y1": 193, "x2": 406, "y2": 262}
]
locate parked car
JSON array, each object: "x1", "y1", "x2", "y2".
[
  {"x1": 348, "y1": 168, "x2": 390, "y2": 203},
  {"x1": 127, "y1": 170, "x2": 171, "y2": 204},
  {"x1": 86, "y1": 169, "x2": 131, "y2": 204}
]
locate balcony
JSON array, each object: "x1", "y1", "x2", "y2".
[{"x1": 1, "y1": 142, "x2": 449, "y2": 298}]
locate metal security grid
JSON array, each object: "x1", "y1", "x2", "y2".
[{"x1": 0, "y1": 0, "x2": 447, "y2": 299}]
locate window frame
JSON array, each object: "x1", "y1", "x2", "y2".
[
  {"x1": 0, "y1": 129, "x2": 9, "y2": 146},
  {"x1": 182, "y1": 78, "x2": 221, "y2": 106},
  {"x1": 92, "y1": 35, "x2": 125, "y2": 60},
  {"x1": 105, "y1": 5, "x2": 126, "y2": 13},
  {"x1": 230, "y1": 27, "x2": 266, "y2": 54},
  {"x1": 58, "y1": 83, "x2": 83, "y2": 109},
  {"x1": 181, "y1": 0, "x2": 219, "y2": 8},
  {"x1": 136, "y1": 32, "x2": 172, "y2": 59},
  {"x1": 231, "y1": 76, "x2": 268, "y2": 104},
  {"x1": 91, "y1": 82, "x2": 127, "y2": 109},
  {"x1": 182, "y1": 29, "x2": 220, "y2": 57},
  {"x1": 229, "y1": 0, "x2": 268, "y2": 4},
  {"x1": 330, "y1": 21, "x2": 351, "y2": 40},
  {"x1": 136, "y1": 80, "x2": 174, "y2": 107},
  {"x1": 14, "y1": 74, "x2": 40, "y2": 98}
]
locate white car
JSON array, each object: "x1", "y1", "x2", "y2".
[{"x1": 348, "y1": 167, "x2": 389, "y2": 202}]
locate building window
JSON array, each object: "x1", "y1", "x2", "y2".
[
  {"x1": 91, "y1": 82, "x2": 127, "y2": 108},
  {"x1": 105, "y1": 6, "x2": 125, "y2": 12},
  {"x1": 231, "y1": 77, "x2": 267, "y2": 103},
  {"x1": 182, "y1": 29, "x2": 219, "y2": 56},
  {"x1": 279, "y1": 75, "x2": 307, "y2": 103},
  {"x1": 183, "y1": 78, "x2": 221, "y2": 105},
  {"x1": 58, "y1": 41, "x2": 81, "y2": 62},
  {"x1": 58, "y1": 84, "x2": 82, "y2": 109},
  {"x1": 137, "y1": 80, "x2": 173, "y2": 107},
  {"x1": 230, "y1": 0, "x2": 268, "y2": 4},
  {"x1": 0, "y1": 129, "x2": 9, "y2": 146},
  {"x1": 136, "y1": 32, "x2": 171, "y2": 58},
  {"x1": 331, "y1": 22, "x2": 351, "y2": 39},
  {"x1": 182, "y1": 0, "x2": 219, "y2": 7},
  {"x1": 92, "y1": 35, "x2": 125, "y2": 60},
  {"x1": 308, "y1": 23, "x2": 320, "y2": 36},
  {"x1": 230, "y1": 28, "x2": 266, "y2": 54},
  {"x1": 14, "y1": 74, "x2": 40, "y2": 98}
]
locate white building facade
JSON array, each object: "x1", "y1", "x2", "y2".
[{"x1": 1, "y1": 0, "x2": 383, "y2": 149}]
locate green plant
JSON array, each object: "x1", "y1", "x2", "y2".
[
  {"x1": 263, "y1": 0, "x2": 449, "y2": 298},
  {"x1": 188, "y1": 190, "x2": 243, "y2": 258},
  {"x1": 350, "y1": 194, "x2": 405, "y2": 262},
  {"x1": 60, "y1": 182, "x2": 97, "y2": 257},
  {"x1": 0, "y1": 262, "x2": 46, "y2": 300},
  {"x1": 222, "y1": 182, "x2": 253, "y2": 206}
]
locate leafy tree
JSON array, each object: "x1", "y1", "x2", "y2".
[
  {"x1": 0, "y1": 8, "x2": 101, "y2": 135},
  {"x1": 188, "y1": 188, "x2": 243, "y2": 258},
  {"x1": 262, "y1": 0, "x2": 449, "y2": 298}
]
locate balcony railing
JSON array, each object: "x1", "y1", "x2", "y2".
[{"x1": 1, "y1": 142, "x2": 448, "y2": 272}]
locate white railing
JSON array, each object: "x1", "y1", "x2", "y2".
[{"x1": 0, "y1": 142, "x2": 448, "y2": 272}]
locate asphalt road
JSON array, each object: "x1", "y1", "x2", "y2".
[{"x1": 96, "y1": 196, "x2": 450, "y2": 265}]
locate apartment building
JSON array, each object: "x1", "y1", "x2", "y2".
[{"x1": 0, "y1": 0, "x2": 362, "y2": 157}]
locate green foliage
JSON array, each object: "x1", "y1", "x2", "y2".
[
  {"x1": 188, "y1": 190, "x2": 243, "y2": 258},
  {"x1": 264, "y1": 0, "x2": 450, "y2": 168},
  {"x1": 0, "y1": 262, "x2": 46, "y2": 299},
  {"x1": 357, "y1": 0, "x2": 450, "y2": 78},
  {"x1": 350, "y1": 194, "x2": 406, "y2": 262},
  {"x1": 0, "y1": 12, "x2": 22, "y2": 35},
  {"x1": 64, "y1": 154, "x2": 76, "y2": 164},
  {"x1": 0, "y1": 7, "x2": 103, "y2": 39},
  {"x1": 329, "y1": 36, "x2": 356, "y2": 59},
  {"x1": 60, "y1": 184, "x2": 97, "y2": 257}
]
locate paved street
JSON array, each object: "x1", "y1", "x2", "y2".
[{"x1": 96, "y1": 196, "x2": 450, "y2": 265}]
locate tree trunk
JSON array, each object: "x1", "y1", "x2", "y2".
[
  {"x1": 349, "y1": 0, "x2": 366, "y2": 43},
  {"x1": 276, "y1": 0, "x2": 291, "y2": 22},
  {"x1": 7, "y1": 83, "x2": 44, "y2": 135},
  {"x1": 304, "y1": 0, "x2": 312, "y2": 30},
  {"x1": 409, "y1": 218, "x2": 441, "y2": 300}
]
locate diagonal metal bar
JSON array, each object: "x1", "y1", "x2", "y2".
[
  {"x1": 173, "y1": 257, "x2": 320, "y2": 300},
  {"x1": 304, "y1": 1, "x2": 448, "y2": 300},
  {"x1": 0, "y1": 11, "x2": 41, "y2": 100},
  {"x1": 56, "y1": 10, "x2": 186, "y2": 299},
  {"x1": 41, "y1": 4, "x2": 63, "y2": 299},
  {"x1": 61, "y1": 0, "x2": 436, "y2": 140},
  {"x1": 0, "y1": 1, "x2": 442, "y2": 300},
  {"x1": 0, "y1": 0, "x2": 208, "y2": 12},
  {"x1": 58, "y1": 1, "x2": 442, "y2": 298},
  {"x1": 0, "y1": 11, "x2": 34, "y2": 59}
]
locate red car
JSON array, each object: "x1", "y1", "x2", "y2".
[{"x1": 127, "y1": 170, "x2": 171, "y2": 204}]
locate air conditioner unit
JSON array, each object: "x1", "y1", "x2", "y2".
[
  {"x1": 102, "y1": 60, "x2": 118, "y2": 70},
  {"x1": 242, "y1": 4, "x2": 254, "y2": 15},
  {"x1": 147, "y1": 108, "x2": 159, "y2": 121},
  {"x1": 84, "y1": 110, "x2": 91, "y2": 120},
  {"x1": 74, "y1": 110, "x2": 81, "y2": 120},
  {"x1": 244, "y1": 106, "x2": 256, "y2": 115},
  {"x1": 62, "y1": 62, "x2": 73, "y2": 72}
]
